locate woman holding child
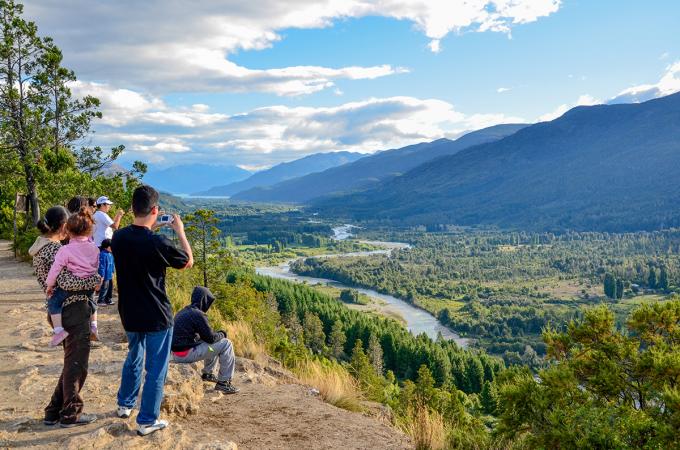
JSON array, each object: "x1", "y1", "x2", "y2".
[{"x1": 29, "y1": 205, "x2": 100, "y2": 428}]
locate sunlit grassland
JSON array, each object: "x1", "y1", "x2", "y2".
[
  {"x1": 310, "y1": 284, "x2": 408, "y2": 326},
  {"x1": 234, "y1": 240, "x2": 383, "y2": 266}
]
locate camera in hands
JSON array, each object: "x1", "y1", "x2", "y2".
[{"x1": 158, "y1": 214, "x2": 174, "y2": 224}]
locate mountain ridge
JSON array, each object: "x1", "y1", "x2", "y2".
[
  {"x1": 231, "y1": 123, "x2": 527, "y2": 203},
  {"x1": 195, "y1": 151, "x2": 365, "y2": 196},
  {"x1": 313, "y1": 92, "x2": 680, "y2": 232}
]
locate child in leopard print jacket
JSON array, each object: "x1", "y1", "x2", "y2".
[{"x1": 45, "y1": 208, "x2": 101, "y2": 347}]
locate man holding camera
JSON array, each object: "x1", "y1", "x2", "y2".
[{"x1": 111, "y1": 185, "x2": 193, "y2": 437}]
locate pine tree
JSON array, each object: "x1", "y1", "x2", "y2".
[
  {"x1": 658, "y1": 267, "x2": 669, "y2": 290},
  {"x1": 302, "y1": 312, "x2": 326, "y2": 354},
  {"x1": 615, "y1": 278, "x2": 624, "y2": 300},
  {"x1": 340, "y1": 289, "x2": 359, "y2": 303},
  {"x1": 603, "y1": 273, "x2": 616, "y2": 299},
  {"x1": 0, "y1": 1, "x2": 115, "y2": 223},
  {"x1": 328, "y1": 321, "x2": 346, "y2": 359},
  {"x1": 368, "y1": 334, "x2": 384, "y2": 375},
  {"x1": 648, "y1": 268, "x2": 657, "y2": 289},
  {"x1": 415, "y1": 364, "x2": 436, "y2": 407},
  {"x1": 284, "y1": 313, "x2": 304, "y2": 345},
  {"x1": 465, "y1": 358, "x2": 485, "y2": 393},
  {"x1": 438, "y1": 308, "x2": 451, "y2": 325},
  {"x1": 185, "y1": 209, "x2": 222, "y2": 288},
  {"x1": 480, "y1": 381, "x2": 498, "y2": 415},
  {"x1": 349, "y1": 339, "x2": 383, "y2": 401}
]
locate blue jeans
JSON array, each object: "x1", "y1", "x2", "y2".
[
  {"x1": 48, "y1": 288, "x2": 97, "y2": 315},
  {"x1": 97, "y1": 279, "x2": 113, "y2": 304},
  {"x1": 117, "y1": 328, "x2": 173, "y2": 425},
  {"x1": 47, "y1": 288, "x2": 68, "y2": 315}
]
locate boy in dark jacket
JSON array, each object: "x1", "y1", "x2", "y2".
[
  {"x1": 171, "y1": 286, "x2": 239, "y2": 394},
  {"x1": 97, "y1": 238, "x2": 115, "y2": 306}
]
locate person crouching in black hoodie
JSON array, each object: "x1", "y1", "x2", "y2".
[{"x1": 171, "y1": 286, "x2": 239, "y2": 394}]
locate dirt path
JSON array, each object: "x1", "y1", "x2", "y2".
[{"x1": 0, "y1": 240, "x2": 411, "y2": 449}]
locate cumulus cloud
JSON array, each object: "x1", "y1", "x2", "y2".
[
  {"x1": 24, "y1": 1, "x2": 560, "y2": 95},
  {"x1": 83, "y1": 83, "x2": 523, "y2": 166},
  {"x1": 534, "y1": 62, "x2": 680, "y2": 124},
  {"x1": 608, "y1": 61, "x2": 680, "y2": 104},
  {"x1": 538, "y1": 94, "x2": 600, "y2": 122}
]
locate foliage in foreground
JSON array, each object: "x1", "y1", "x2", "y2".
[
  {"x1": 496, "y1": 297, "x2": 680, "y2": 449},
  {"x1": 170, "y1": 246, "x2": 680, "y2": 449}
]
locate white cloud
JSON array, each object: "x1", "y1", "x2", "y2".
[
  {"x1": 84, "y1": 83, "x2": 523, "y2": 166},
  {"x1": 69, "y1": 81, "x2": 164, "y2": 126},
  {"x1": 660, "y1": 52, "x2": 670, "y2": 60},
  {"x1": 24, "y1": 1, "x2": 560, "y2": 94},
  {"x1": 238, "y1": 164, "x2": 273, "y2": 172},
  {"x1": 497, "y1": 87, "x2": 511, "y2": 93},
  {"x1": 191, "y1": 104, "x2": 211, "y2": 113},
  {"x1": 428, "y1": 40, "x2": 442, "y2": 53},
  {"x1": 71, "y1": 81, "x2": 231, "y2": 128},
  {"x1": 538, "y1": 94, "x2": 600, "y2": 122},
  {"x1": 133, "y1": 138, "x2": 191, "y2": 154},
  {"x1": 538, "y1": 62, "x2": 680, "y2": 123},
  {"x1": 609, "y1": 61, "x2": 680, "y2": 104}
]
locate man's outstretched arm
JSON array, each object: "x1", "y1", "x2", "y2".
[{"x1": 170, "y1": 214, "x2": 194, "y2": 269}]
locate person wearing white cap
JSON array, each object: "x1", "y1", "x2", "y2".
[{"x1": 93, "y1": 196, "x2": 124, "y2": 247}]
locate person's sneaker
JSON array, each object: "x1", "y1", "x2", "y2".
[
  {"x1": 105, "y1": 300, "x2": 116, "y2": 306},
  {"x1": 43, "y1": 418, "x2": 58, "y2": 426},
  {"x1": 116, "y1": 406, "x2": 132, "y2": 418},
  {"x1": 215, "y1": 380, "x2": 240, "y2": 394},
  {"x1": 137, "y1": 419, "x2": 168, "y2": 436},
  {"x1": 60, "y1": 413, "x2": 96, "y2": 428},
  {"x1": 49, "y1": 329, "x2": 69, "y2": 347},
  {"x1": 201, "y1": 372, "x2": 219, "y2": 383}
]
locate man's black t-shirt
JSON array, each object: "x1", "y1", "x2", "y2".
[{"x1": 111, "y1": 225, "x2": 189, "y2": 332}]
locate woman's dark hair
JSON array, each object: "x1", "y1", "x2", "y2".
[
  {"x1": 132, "y1": 185, "x2": 159, "y2": 217},
  {"x1": 66, "y1": 207, "x2": 95, "y2": 237},
  {"x1": 67, "y1": 196, "x2": 85, "y2": 214},
  {"x1": 87, "y1": 197, "x2": 96, "y2": 209},
  {"x1": 36, "y1": 206, "x2": 69, "y2": 235}
]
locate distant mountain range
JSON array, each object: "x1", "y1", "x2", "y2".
[
  {"x1": 195, "y1": 151, "x2": 364, "y2": 196},
  {"x1": 142, "y1": 164, "x2": 251, "y2": 195},
  {"x1": 313, "y1": 92, "x2": 680, "y2": 232},
  {"x1": 231, "y1": 124, "x2": 527, "y2": 203}
]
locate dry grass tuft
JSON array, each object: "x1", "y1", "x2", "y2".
[
  {"x1": 403, "y1": 406, "x2": 447, "y2": 450},
  {"x1": 293, "y1": 359, "x2": 363, "y2": 412},
  {"x1": 225, "y1": 320, "x2": 267, "y2": 362}
]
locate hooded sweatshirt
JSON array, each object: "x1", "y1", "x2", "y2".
[
  {"x1": 171, "y1": 286, "x2": 226, "y2": 352},
  {"x1": 29, "y1": 236, "x2": 54, "y2": 257}
]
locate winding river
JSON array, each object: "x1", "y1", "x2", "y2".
[{"x1": 256, "y1": 225, "x2": 469, "y2": 348}]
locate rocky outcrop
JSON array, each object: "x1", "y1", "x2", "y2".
[{"x1": 161, "y1": 363, "x2": 206, "y2": 418}]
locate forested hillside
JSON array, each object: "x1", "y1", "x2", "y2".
[
  {"x1": 290, "y1": 228, "x2": 680, "y2": 366},
  {"x1": 232, "y1": 124, "x2": 526, "y2": 203},
  {"x1": 315, "y1": 93, "x2": 680, "y2": 232}
]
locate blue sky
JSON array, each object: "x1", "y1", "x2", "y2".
[{"x1": 24, "y1": 0, "x2": 680, "y2": 170}]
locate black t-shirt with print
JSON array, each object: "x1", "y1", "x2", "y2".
[{"x1": 111, "y1": 225, "x2": 189, "y2": 332}]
